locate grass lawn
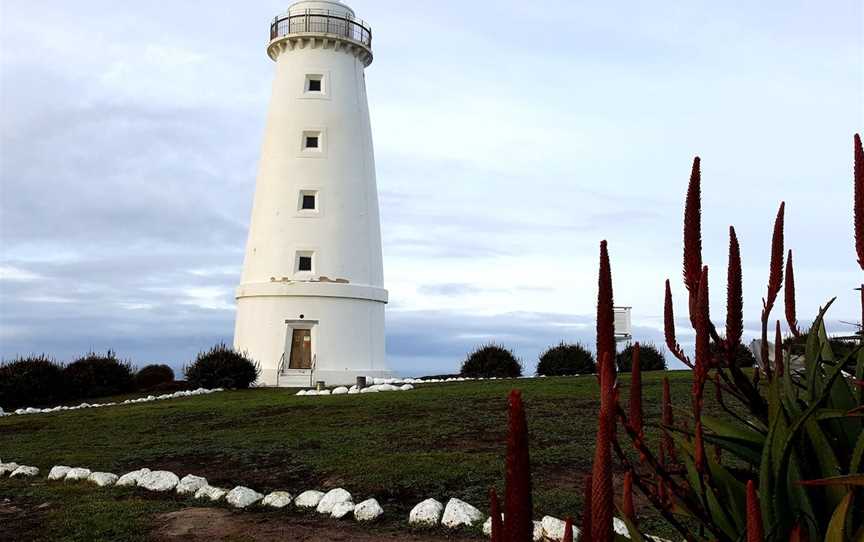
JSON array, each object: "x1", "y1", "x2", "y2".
[{"x1": 1, "y1": 372, "x2": 720, "y2": 541}]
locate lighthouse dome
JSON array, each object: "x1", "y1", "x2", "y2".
[{"x1": 287, "y1": 0, "x2": 355, "y2": 17}]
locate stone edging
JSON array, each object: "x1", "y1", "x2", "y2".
[
  {"x1": 0, "y1": 387, "x2": 224, "y2": 417},
  {"x1": 0, "y1": 459, "x2": 672, "y2": 541}
]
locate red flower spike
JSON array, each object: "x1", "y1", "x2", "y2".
[
  {"x1": 623, "y1": 471, "x2": 635, "y2": 521},
  {"x1": 693, "y1": 266, "x2": 711, "y2": 404},
  {"x1": 766, "y1": 202, "x2": 786, "y2": 309},
  {"x1": 664, "y1": 280, "x2": 691, "y2": 367},
  {"x1": 775, "y1": 320, "x2": 784, "y2": 378},
  {"x1": 694, "y1": 419, "x2": 706, "y2": 474},
  {"x1": 855, "y1": 133, "x2": 864, "y2": 270},
  {"x1": 489, "y1": 487, "x2": 503, "y2": 542},
  {"x1": 761, "y1": 202, "x2": 785, "y2": 374},
  {"x1": 683, "y1": 156, "x2": 703, "y2": 325},
  {"x1": 504, "y1": 390, "x2": 532, "y2": 542},
  {"x1": 596, "y1": 241, "x2": 616, "y2": 396},
  {"x1": 726, "y1": 226, "x2": 743, "y2": 362},
  {"x1": 662, "y1": 377, "x2": 676, "y2": 462},
  {"x1": 746, "y1": 480, "x2": 764, "y2": 542},
  {"x1": 789, "y1": 521, "x2": 807, "y2": 542},
  {"x1": 784, "y1": 250, "x2": 800, "y2": 337},
  {"x1": 562, "y1": 517, "x2": 574, "y2": 542},
  {"x1": 657, "y1": 444, "x2": 668, "y2": 508},
  {"x1": 581, "y1": 474, "x2": 593, "y2": 542},
  {"x1": 591, "y1": 353, "x2": 614, "y2": 542}
]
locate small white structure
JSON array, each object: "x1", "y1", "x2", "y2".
[
  {"x1": 234, "y1": 0, "x2": 390, "y2": 387},
  {"x1": 614, "y1": 306, "x2": 632, "y2": 342}
]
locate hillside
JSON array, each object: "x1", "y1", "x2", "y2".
[{"x1": 0, "y1": 372, "x2": 706, "y2": 541}]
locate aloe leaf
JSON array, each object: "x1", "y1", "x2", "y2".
[
  {"x1": 798, "y1": 473, "x2": 864, "y2": 486},
  {"x1": 824, "y1": 489, "x2": 854, "y2": 542},
  {"x1": 701, "y1": 414, "x2": 765, "y2": 446},
  {"x1": 805, "y1": 299, "x2": 836, "y2": 401}
]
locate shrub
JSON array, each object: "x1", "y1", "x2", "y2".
[
  {"x1": 709, "y1": 341, "x2": 757, "y2": 367},
  {"x1": 616, "y1": 343, "x2": 666, "y2": 372},
  {"x1": 184, "y1": 343, "x2": 260, "y2": 389},
  {"x1": 134, "y1": 364, "x2": 175, "y2": 391},
  {"x1": 460, "y1": 344, "x2": 522, "y2": 378},
  {"x1": 536, "y1": 342, "x2": 596, "y2": 375},
  {"x1": 0, "y1": 355, "x2": 66, "y2": 409},
  {"x1": 64, "y1": 351, "x2": 135, "y2": 400}
]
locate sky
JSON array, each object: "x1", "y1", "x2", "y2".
[{"x1": 1, "y1": 1, "x2": 862, "y2": 377}]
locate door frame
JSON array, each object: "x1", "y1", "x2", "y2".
[{"x1": 283, "y1": 319, "x2": 318, "y2": 372}]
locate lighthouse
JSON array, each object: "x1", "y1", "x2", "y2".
[{"x1": 234, "y1": 0, "x2": 389, "y2": 387}]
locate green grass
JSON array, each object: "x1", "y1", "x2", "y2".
[{"x1": 1, "y1": 372, "x2": 714, "y2": 539}]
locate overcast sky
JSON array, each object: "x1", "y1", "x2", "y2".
[{"x1": 1, "y1": 1, "x2": 862, "y2": 377}]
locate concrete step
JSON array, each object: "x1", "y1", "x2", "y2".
[{"x1": 277, "y1": 370, "x2": 313, "y2": 388}]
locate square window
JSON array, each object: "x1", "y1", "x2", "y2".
[
  {"x1": 298, "y1": 256, "x2": 312, "y2": 272},
  {"x1": 302, "y1": 194, "x2": 316, "y2": 210},
  {"x1": 308, "y1": 78, "x2": 322, "y2": 92},
  {"x1": 300, "y1": 130, "x2": 325, "y2": 155},
  {"x1": 305, "y1": 136, "x2": 319, "y2": 149}
]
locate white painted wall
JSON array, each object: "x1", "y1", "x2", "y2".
[{"x1": 234, "y1": 0, "x2": 388, "y2": 386}]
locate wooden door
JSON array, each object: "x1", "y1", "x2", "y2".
[{"x1": 288, "y1": 329, "x2": 312, "y2": 369}]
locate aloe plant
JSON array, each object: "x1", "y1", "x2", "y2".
[{"x1": 489, "y1": 134, "x2": 864, "y2": 541}]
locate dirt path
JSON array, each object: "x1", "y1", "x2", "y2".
[{"x1": 151, "y1": 507, "x2": 480, "y2": 542}]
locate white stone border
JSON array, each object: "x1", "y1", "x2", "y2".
[
  {"x1": 295, "y1": 374, "x2": 555, "y2": 397},
  {"x1": 0, "y1": 457, "x2": 672, "y2": 541},
  {"x1": 0, "y1": 388, "x2": 224, "y2": 417}
]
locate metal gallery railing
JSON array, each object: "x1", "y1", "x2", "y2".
[{"x1": 270, "y1": 9, "x2": 372, "y2": 48}]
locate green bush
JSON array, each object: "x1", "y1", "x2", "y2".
[
  {"x1": 616, "y1": 343, "x2": 666, "y2": 372},
  {"x1": 63, "y1": 351, "x2": 135, "y2": 400},
  {"x1": 184, "y1": 343, "x2": 260, "y2": 389},
  {"x1": 134, "y1": 364, "x2": 175, "y2": 391},
  {"x1": 0, "y1": 355, "x2": 66, "y2": 409},
  {"x1": 460, "y1": 344, "x2": 522, "y2": 378},
  {"x1": 536, "y1": 342, "x2": 596, "y2": 375},
  {"x1": 710, "y1": 341, "x2": 757, "y2": 367}
]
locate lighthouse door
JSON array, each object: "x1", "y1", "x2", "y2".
[{"x1": 288, "y1": 329, "x2": 312, "y2": 369}]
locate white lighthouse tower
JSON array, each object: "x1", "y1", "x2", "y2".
[{"x1": 234, "y1": 0, "x2": 389, "y2": 387}]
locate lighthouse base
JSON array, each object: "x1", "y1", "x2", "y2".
[{"x1": 233, "y1": 283, "x2": 389, "y2": 387}]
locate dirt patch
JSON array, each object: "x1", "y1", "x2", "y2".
[
  {"x1": 151, "y1": 507, "x2": 478, "y2": 542},
  {"x1": 0, "y1": 497, "x2": 51, "y2": 541}
]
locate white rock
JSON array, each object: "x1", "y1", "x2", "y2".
[
  {"x1": 541, "y1": 516, "x2": 567, "y2": 541},
  {"x1": 482, "y1": 514, "x2": 502, "y2": 536},
  {"x1": 331, "y1": 501, "x2": 355, "y2": 519},
  {"x1": 48, "y1": 466, "x2": 71, "y2": 481},
  {"x1": 533, "y1": 520, "x2": 543, "y2": 541},
  {"x1": 332, "y1": 386, "x2": 349, "y2": 395},
  {"x1": 294, "y1": 490, "x2": 325, "y2": 508},
  {"x1": 262, "y1": 491, "x2": 293, "y2": 508},
  {"x1": 316, "y1": 488, "x2": 353, "y2": 514},
  {"x1": 116, "y1": 468, "x2": 150, "y2": 487},
  {"x1": 139, "y1": 470, "x2": 179, "y2": 492},
  {"x1": 353, "y1": 498, "x2": 384, "y2": 521},
  {"x1": 10, "y1": 466, "x2": 39, "y2": 478},
  {"x1": 441, "y1": 498, "x2": 483, "y2": 528},
  {"x1": 377, "y1": 384, "x2": 397, "y2": 392},
  {"x1": 613, "y1": 517, "x2": 631, "y2": 538},
  {"x1": 65, "y1": 468, "x2": 92, "y2": 481},
  {"x1": 295, "y1": 390, "x2": 306, "y2": 396},
  {"x1": 359, "y1": 386, "x2": 379, "y2": 394},
  {"x1": 409, "y1": 498, "x2": 444, "y2": 526},
  {"x1": 0, "y1": 463, "x2": 21, "y2": 476},
  {"x1": 318, "y1": 390, "x2": 332, "y2": 395},
  {"x1": 88, "y1": 472, "x2": 118, "y2": 487},
  {"x1": 348, "y1": 388, "x2": 360, "y2": 394},
  {"x1": 226, "y1": 486, "x2": 264, "y2": 508},
  {"x1": 176, "y1": 474, "x2": 208, "y2": 495},
  {"x1": 400, "y1": 384, "x2": 414, "y2": 391},
  {"x1": 194, "y1": 485, "x2": 227, "y2": 501}
]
